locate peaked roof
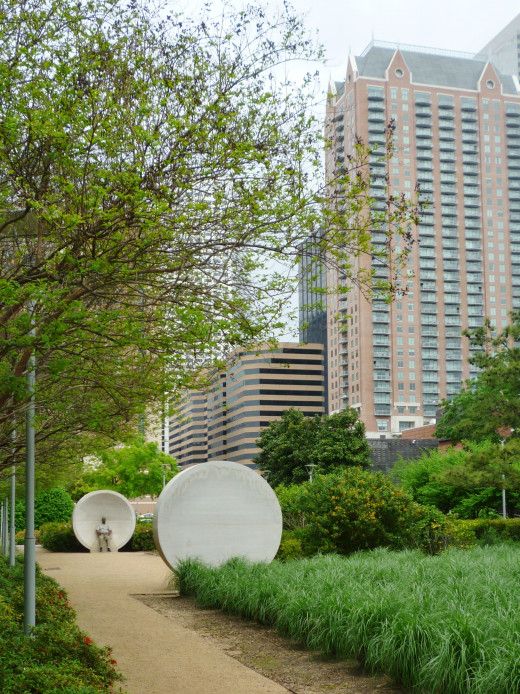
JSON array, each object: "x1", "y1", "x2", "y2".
[{"x1": 355, "y1": 45, "x2": 518, "y2": 94}]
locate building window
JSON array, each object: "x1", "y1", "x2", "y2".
[{"x1": 395, "y1": 68, "x2": 404, "y2": 78}]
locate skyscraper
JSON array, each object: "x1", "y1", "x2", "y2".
[
  {"x1": 325, "y1": 41, "x2": 520, "y2": 437},
  {"x1": 169, "y1": 343, "x2": 325, "y2": 467},
  {"x1": 476, "y1": 13, "x2": 520, "y2": 79}
]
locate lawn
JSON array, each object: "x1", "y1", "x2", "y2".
[{"x1": 179, "y1": 545, "x2": 520, "y2": 694}]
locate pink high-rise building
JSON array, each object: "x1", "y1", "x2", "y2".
[{"x1": 324, "y1": 42, "x2": 520, "y2": 437}]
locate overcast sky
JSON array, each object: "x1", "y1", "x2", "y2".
[
  {"x1": 289, "y1": 0, "x2": 519, "y2": 72},
  {"x1": 178, "y1": 0, "x2": 520, "y2": 77}
]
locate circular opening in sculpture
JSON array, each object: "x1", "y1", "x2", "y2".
[{"x1": 72, "y1": 490, "x2": 136, "y2": 552}]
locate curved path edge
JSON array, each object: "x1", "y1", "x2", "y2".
[{"x1": 37, "y1": 549, "x2": 287, "y2": 694}]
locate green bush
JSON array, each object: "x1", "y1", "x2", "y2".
[
  {"x1": 122, "y1": 522, "x2": 155, "y2": 551},
  {"x1": 391, "y1": 444, "x2": 520, "y2": 519},
  {"x1": 39, "y1": 523, "x2": 85, "y2": 553},
  {"x1": 276, "y1": 531, "x2": 304, "y2": 561},
  {"x1": 277, "y1": 467, "x2": 448, "y2": 556},
  {"x1": 14, "y1": 529, "x2": 41, "y2": 545},
  {"x1": 0, "y1": 554, "x2": 121, "y2": 693},
  {"x1": 178, "y1": 546, "x2": 520, "y2": 694},
  {"x1": 16, "y1": 488, "x2": 74, "y2": 531},
  {"x1": 40, "y1": 520, "x2": 157, "y2": 552},
  {"x1": 444, "y1": 518, "x2": 520, "y2": 548}
]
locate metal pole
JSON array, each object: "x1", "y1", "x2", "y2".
[
  {"x1": 9, "y1": 465, "x2": 16, "y2": 567},
  {"x1": 502, "y1": 473, "x2": 507, "y2": 519},
  {"x1": 0, "y1": 499, "x2": 4, "y2": 554},
  {"x1": 24, "y1": 312, "x2": 36, "y2": 635},
  {"x1": 2, "y1": 497, "x2": 9, "y2": 555}
]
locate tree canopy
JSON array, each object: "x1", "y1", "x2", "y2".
[
  {"x1": 391, "y1": 440, "x2": 520, "y2": 518},
  {"x1": 436, "y1": 312, "x2": 520, "y2": 443},
  {"x1": 0, "y1": 0, "x2": 420, "y2": 479},
  {"x1": 255, "y1": 408, "x2": 370, "y2": 486},
  {"x1": 70, "y1": 438, "x2": 178, "y2": 500}
]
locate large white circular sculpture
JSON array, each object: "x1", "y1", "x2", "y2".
[
  {"x1": 72, "y1": 490, "x2": 136, "y2": 552},
  {"x1": 154, "y1": 460, "x2": 282, "y2": 569}
]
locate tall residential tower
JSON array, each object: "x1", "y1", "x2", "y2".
[{"x1": 325, "y1": 42, "x2": 520, "y2": 436}]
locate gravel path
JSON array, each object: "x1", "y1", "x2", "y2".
[{"x1": 37, "y1": 549, "x2": 287, "y2": 694}]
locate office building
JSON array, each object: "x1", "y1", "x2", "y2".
[
  {"x1": 325, "y1": 41, "x2": 520, "y2": 436},
  {"x1": 170, "y1": 343, "x2": 325, "y2": 467},
  {"x1": 476, "y1": 13, "x2": 520, "y2": 79},
  {"x1": 169, "y1": 389, "x2": 209, "y2": 466},
  {"x1": 298, "y1": 233, "x2": 328, "y2": 408}
]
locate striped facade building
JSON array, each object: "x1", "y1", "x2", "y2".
[{"x1": 169, "y1": 343, "x2": 325, "y2": 467}]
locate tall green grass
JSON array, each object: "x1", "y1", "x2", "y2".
[{"x1": 179, "y1": 546, "x2": 520, "y2": 694}]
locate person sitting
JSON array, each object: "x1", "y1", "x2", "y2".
[{"x1": 96, "y1": 517, "x2": 112, "y2": 552}]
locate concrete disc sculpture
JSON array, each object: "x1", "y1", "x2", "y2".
[
  {"x1": 154, "y1": 460, "x2": 282, "y2": 569},
  {"x1": 72, "y1": 490, "x2": 136, "y2": 552}
]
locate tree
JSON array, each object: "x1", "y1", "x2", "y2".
[
  {"x1": 15, "y1": 487, "x2": 74, "y2": 531},
  {"x1": 0, "y1": 0, "x2": 420, "y2": 479},
  {"x1": 391, "y1": 440, "x2": 520, "y2": 518},
  {"x1": 256, "y1": 408, "x2": 370, "y2": 486},
  {"x1": 70, "y1": 438, "x2": 178, "y2": 500},
  {"x1": 438, "y1": 438, "x2": 520, "y2": 497},
  {"x1": 436, "y1": 312, "x2": 520, "y2": 443}
]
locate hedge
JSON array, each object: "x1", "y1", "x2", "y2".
[
  {"x1": 447, "y1": 517, "x2": 520, "y2": 547},
  {"x1": 40, "y1": 520, "x2": 155, "y2": 552},
  {"x1": 0, "y1": 554, "x2": 121, "y2": 692},
  {"x1": 39, "y1": 523, "x2": 86, "y2": 553}
]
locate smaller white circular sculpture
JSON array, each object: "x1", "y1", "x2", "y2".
[
  {"x1": 154, "y1": 460, "x2": 282, "y2": 569},
  {"x1": 72, "y1": 490, "x2": 136, "y2": 552}
]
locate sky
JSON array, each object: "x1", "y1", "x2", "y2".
[
  {"x1": 289, "y1": 0, "x2": 519, "y2": 73},
  {"x1": 173, "y1": 0, "x2": 520, "y2": 340},
  {"x1": 177, "y1": 0, "x2": 520, "y2": 79}
]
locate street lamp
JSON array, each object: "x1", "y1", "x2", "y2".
[
  {"x1": 305, "y1": 463, "x2": 318, "y2": 482},
  {"x1": 161, "y1": 463, "x2": 172, "y2": 489},
  {"x1": 24, "y1": 300, "x2": 36, "y2": 635}
]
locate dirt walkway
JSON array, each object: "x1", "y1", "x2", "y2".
[{"x1": 37, "y1": 549, "x2": 287, "y2": 694}]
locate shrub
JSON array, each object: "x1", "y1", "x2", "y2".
[
  {"x1": 276, "y1": 531, "x2": 304, "y2": 561},
  {"x1": 14, "y1": 529, "x2": 41, "y2": 545},
  {"x1": 277, "y1": 467, "x2": 448, "y2": 556},
  {"x1": 122, "y1": 522, "x2": 155, "y2": 551},
  {"x1": 40, "y1": 520, "x2": 157, "y2": 552},
  {"x1": 444, "y1": 518, "x2": 520, "y2": 548},
  {"x1": 0, "y1": 554, "x2": 121, "y2": 693},
  {"x1": 39, "y1": 523, "x2": 85, "y2": 553},
  {"x1": 15, "y1": 488, "x2": 74, "y2": 531},
  {"x1": 391, "y1": 444, "x2": 520, "y2": 519}
]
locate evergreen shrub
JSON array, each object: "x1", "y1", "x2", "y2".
[{"x1": 0, "y1": 555, "x2": 121, "y2": 693}]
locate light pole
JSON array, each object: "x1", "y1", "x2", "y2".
[
  {"x1": 2, "y1": 497, "x2": 9, "y2": 555},
  {"x1": 24, "y1": 301, "x2": 36, "y2": 635},
  {"x1": 9, "y1": 464, "x2": 15, "y2": 567},
  {"x1": 305, "y1": 463, "x2": 317, "y2": 482},
  {"x1": 501, "y1": 473, "x2": 507, "y2": 519},
  {"x1": 161, "y1": 463, "x2": 172, "y2": 489},
  {"x1": 0, "y1": 498, "x2": 5, "y2": 554}
]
